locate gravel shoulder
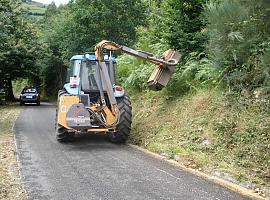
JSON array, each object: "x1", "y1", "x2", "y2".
[{"x1": 0, "y1": 105, "x2": 26, "y2": 200}]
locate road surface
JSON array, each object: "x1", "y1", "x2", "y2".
[{"x1": 14, "y1": 103, "x2": 249, "y2": 200}]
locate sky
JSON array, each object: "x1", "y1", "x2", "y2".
[{"x1": 34, "y1": 0, "x2": 70, "y2": 6}]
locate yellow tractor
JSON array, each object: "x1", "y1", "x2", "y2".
[{"x1": 55, "y1": 40, "x2": 181, "y2": 142}]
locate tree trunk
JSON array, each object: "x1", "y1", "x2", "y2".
[{"x1": 5, "y1": 77, "x2": 16, "y2": 102}]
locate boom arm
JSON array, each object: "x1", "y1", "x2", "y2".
[
  {"x1": 93, "y1": 40, "x2": 181, "y2": 128},
  {"x1": 95, "y1": 40, "x2": 181, "y2": 90}
]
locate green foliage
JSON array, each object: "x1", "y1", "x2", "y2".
[
  {"x1": 212, "y1": 96, "x2": 270, "y2": 179},
  {"x1": 137, "y1": 50, "x2": 222, "y2": 99},
  {"x1": 116, "y1": 54, "x2": 136, "y2": 84},
  {"x1": 116, "y1": 0, "x2": 211, "y2": 96},
  {"x1": 12, "y1": 79, "x2": 30, "y2": 95},
  {"x1": 44, "y1": 0, "x2": 146, "y2": 60},
  {"x1": 39, "y1": 0, "x2": 146, "y2": 96},
  {"x1": 163, "y1": 65, "x2": 191, "y2": 97},
  {"x1": 125, "y1": 64, "x2": 153, "y2": 92},
  {"x1": 116, "y1": 39, "x2": 169, "y2": 92},
  {"x1": 41, "y1": 55, "x2": 66, "y2": 97},
  {"x1": 204, "y1": 0, "x2": 270, "y2": 91},
  {"x1": 161, "y1": 0, "x2": 208, "y2": 56},
  {"x1": 165, "y1": 53, "x2": 221, "y2": 96},
  {"x1": 182, "y1": 53, "x2": 220, "y2": 86},
  {"x1": 131, "y1": 89, "x2": 270, "y2": 185},
  {"x1": 135, "y1": 26, "x2": 169, "y2": 54},
  {"x1": 116, "y1": 54, "x2": 153, "y2": 92},
  {"x1": 44, "y1": 2, "x2": 56, "y2": 19},
  {"x1": 22, "y1": 0, "x2": 46, "y2": 21},
  {"x1": 0, "y1": 0, "x2": 43, "y2": 101},
  {"x1": 204, "y1": 1, "x2": 249, "y2": 69}
]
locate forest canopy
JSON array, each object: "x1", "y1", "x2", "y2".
[{"x1": 0, "y1": 0, "x2": 270, "y2": 101}]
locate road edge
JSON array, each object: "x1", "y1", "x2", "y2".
[
  {"x1": 129, "y1": 144, "x2": 267, "y2": 200},
  {"x1": 12, "y1": 110, "x2": 28, "y2": 200}
]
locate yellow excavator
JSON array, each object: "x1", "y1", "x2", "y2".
[{"x1": 55, "y1": 40, "x2": 181, "y2": 142}]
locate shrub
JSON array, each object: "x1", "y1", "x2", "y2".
[
  {"x1": 204, "y1": 0, "x2": 270, "y2": 91},
  {"x1": 165, "y1": 52, "x2": 222, "y2": 97}
]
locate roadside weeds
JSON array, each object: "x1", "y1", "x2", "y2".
[
  {"x1": 129, "y1": 89, "x2": 270, "y2": 199},
  {"x1": 0, "y1": 105, "x2": 26, "y2": 200}
]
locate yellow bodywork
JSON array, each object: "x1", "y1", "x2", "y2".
[
  {"x1": 57, "y1": 95, "x2": 80, "y2": 129},
  {"x1": 57, "y1": 95, "x2": 115, "y2": 132}
]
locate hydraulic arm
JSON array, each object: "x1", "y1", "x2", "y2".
[
  {"x1": 93, "y1": 40, "x2": 181, "y2": 128},
  {"x1": 95, "y1": 40, "x2": 181, "y2": 91}
]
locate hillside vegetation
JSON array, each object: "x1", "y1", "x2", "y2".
[
  {"x1": 131, "y1": 90, "x2": 269, "y2": 191},
  {"x1": 22, "y1": 1, "x2": 46, "y2": 18},
  {"x1": 0, "y1": 0, "x2": 269, "y2": 197}
]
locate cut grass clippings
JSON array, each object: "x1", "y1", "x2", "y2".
[
  {"x1": 129, "y1": 89, "x2": 270, "y2": 198},
  {"x1": 0, "y1": 105, "x2": 26, "y2": 200}
]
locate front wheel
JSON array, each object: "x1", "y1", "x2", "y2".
[{"x1": 108, "y1": 95, "x2": 132, "y2": 143}]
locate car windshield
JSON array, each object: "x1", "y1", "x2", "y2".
[{"x1": 22, "y1": 88, "x2": 37, "y2": 93}]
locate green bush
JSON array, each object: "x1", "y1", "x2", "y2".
[
  {"x1": 116, "y1": 40, "x2": 169, "y2": 92},
  {"x1": 165, "y1": 52, "x2": 222, "y2": 97},
  {"x1": 161, "y1": 0, "x2": 208, "y2": 56},
  {"x1": 204, "y1": 0, "x2": 270, "y2": 91},
  {"x1": 116, "y1": 54, "x2": 154, "y2": 92}
]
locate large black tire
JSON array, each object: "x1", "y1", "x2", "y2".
[
  {"x1": 108, "y1": 95, "x2": 132, "y2": 143},
  {"x1": 55, "y1": 90, "x2": 75, "y2": 142}
]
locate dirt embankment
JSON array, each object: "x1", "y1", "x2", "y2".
[{"x1": 130, "y1": 89, "x2": 270, "y2": 199}]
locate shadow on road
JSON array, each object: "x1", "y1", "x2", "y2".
[
  {"x1": 22, "y1": 102, "x2": 128, "y2": 151},
  {"x1": 60, "y1": 132, "x2": 127, "y2": 152}
]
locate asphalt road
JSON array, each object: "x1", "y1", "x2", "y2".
[{"x1": 14, "y1": 103, "x2": 249, "y2": 200}]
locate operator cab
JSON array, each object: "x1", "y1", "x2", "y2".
[
  {"x1": 65, "y1": 53, "x2": 116, "y2": 94},
  {"x1": 64, "y1": 53, "x2": 124, "y2": 106}
]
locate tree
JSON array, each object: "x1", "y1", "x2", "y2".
[
  {"x1": 44, "y1": 2, "x2": 57, "y2": 19},
  {"x1": 204, "y1": 0, "x2": 270, "y2": 90},
  {"x1": 0, "y1": 0, "x2": 41, "y2": 101},
  {"x1": 161, "y1": 0, "x2": 208, "y2": 56},
  {"x1": 45, "y1": 0, "x2": 146, "y2": 59},
  {"x1": 39, "y1": 0, "x2": 146, "y2": 97}
]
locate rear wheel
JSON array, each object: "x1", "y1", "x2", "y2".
[
  {"x1": 55, "y1": 124, "x2": 75, "y2": 142},
  {"x1": 55, "y1": 90, "x2": 75, "y2": 142},
  {"x1": 108, "y1": 95, "x2": 132, "y2": 143},
  {"x1": 20, "y1": 101, "x2": 24, "y2": 106}
]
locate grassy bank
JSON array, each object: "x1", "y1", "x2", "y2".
[
  {"x1": 130, "y1": 89, "x2": 270, "y2": 197},
  {"x1": 0, "y1": 105, "x2": 25, "y2": 200},
  {"x1": 22, "y1": 1, "x2": 46, "y2": 18}
]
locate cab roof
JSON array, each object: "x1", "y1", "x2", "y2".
[{"x1": 70, "y1": 54, "x2": 116, "y2": 62}]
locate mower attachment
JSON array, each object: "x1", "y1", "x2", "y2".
[{"x1": 147, "y1": 49, "x2": 181, "y2": 91}]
